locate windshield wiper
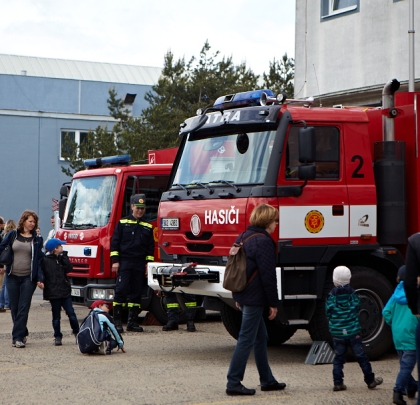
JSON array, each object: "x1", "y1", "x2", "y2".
[
  {"x1": 74, "y1": 223, "x2": 97, "y2": 229},
  {"x1": 210, "y1": 180, "x2": 241, "y2": 193},
  {"x1": 191, "y1": 182, "x2": 214, "y2": 194},
  {"x1": 171, "y1": 183, "x2": 189, "y2": 192}
]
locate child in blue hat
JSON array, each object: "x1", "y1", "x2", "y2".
[{"x1": 38, "y1": 238, "x2": 79, "y2": 346}]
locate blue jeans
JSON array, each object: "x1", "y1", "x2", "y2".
[
  {"x1": 227, "y1": 305, "x2": 276, "y2": 388},
  {"x1": 395, "y1": 350, "x2": 417, "y2": 394},
  {"x1": 0, "y1": 274, "x2": 9, "y2": 308},
  {"x1": 50, "y1": 297, "x2": 80, "y2": 338},
  {"x1": 332, "y1": 336, "x2": 374, "y2": 386},
  {"x1": 6, "y1": 274, "x2": 37, "y2": 343}
]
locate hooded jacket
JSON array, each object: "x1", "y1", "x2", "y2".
[
  {"x1": 0, "y1": 229, "x2": 44, "y2": 282},
  {"x1": 404, "y1": 233, "x2": 420, "y2": 315},
  {"x1": 41, "y1": 252, "x2": 72, "y2": 300},
  {"x1": 325, "y1": 284, "x2": 361, "y2": 338},
  {"x1": 383, "y1": 281, "x2": 418, "y2": 350}
]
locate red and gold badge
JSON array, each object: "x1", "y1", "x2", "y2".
[
  {"x1": 153, "y1": 226, "x2": 159, "y2": 242},
  {"x1": 304, "y1": 210, "x2": 324, "y2": 234}
]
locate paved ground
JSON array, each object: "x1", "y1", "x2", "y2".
[{"x1": 0, "y1": 289, "x2": 412, "y2": 405}]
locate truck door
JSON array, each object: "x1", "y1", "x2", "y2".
[{"x1": 278, "y1": 125, "x2": 350, "y2": 245}]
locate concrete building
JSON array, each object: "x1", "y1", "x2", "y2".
[
  {"x1": 0, "y1": 54, "x2": 161, "y2": 235},
  {"x1": 294, "y1": 0, "x2": 420, "y2": 106}
]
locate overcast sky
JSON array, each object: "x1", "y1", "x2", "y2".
[{"x1": 0, "y1": 0, "x2": 296, "y2": 77}]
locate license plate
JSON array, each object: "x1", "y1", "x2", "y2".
[
  {"x1": 71, "y1": 288, "x2": 81, "y2": 297},
  {"x1": 161, "y1": 217, "x2": 179, "y2": 230}
]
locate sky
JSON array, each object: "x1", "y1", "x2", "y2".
[{"x1": 0, "y1": 0, "x2": 296, "y2": 77}]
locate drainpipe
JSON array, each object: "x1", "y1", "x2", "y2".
[{"x1": 382, "y1": 79, "x2": 400, "y2": 142}]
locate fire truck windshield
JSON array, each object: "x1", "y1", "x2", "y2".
[
  {"x1": 172, "y1": 130, "x2": 276, "y2": 188},
  {"x1": 62, "y1": 175, "x2": 117, "y2": 229}
]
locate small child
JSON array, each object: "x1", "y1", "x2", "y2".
[
  {"x1": 325, "y1": 266, "x2": 383, "y2": 391},
  {"x1": 90, "y1": 300, "x2": 125, "y2": 354},
  {"x1": 383, "y1": 265, "x2": 418, "y2": 405},
  {"x1": 37, "y1": 238, "x2": 79, "y2": 346}
]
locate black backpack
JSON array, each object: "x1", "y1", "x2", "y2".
[{"x1": 77, "y1": 310, "x2": 108, "y2": 353}]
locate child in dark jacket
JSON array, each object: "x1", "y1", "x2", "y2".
[
  {"x1": 325, "y1": 266, "x2": 383, "y2": 392},
  {"x1": 383, "y1": 265, "x2": 418, "y2": 405},
  {"x1": 37, "y1": 238, "x2": 79, "y2": 346}
]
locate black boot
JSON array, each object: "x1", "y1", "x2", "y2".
[
  {"x1": 393, "y1": 391, "x2": 407, "y2": 405},
  {"x1": 126, "y1": 307, "x2": 143, "y2": 332},
  {"x1": 162, "y1": 321, "x2": 179, "y2": 331},
  {"x1": 186, "y1": 320, "x2": 196, "y2": 332},
  {"x1": 113, "y1": 305, "x2": 124, "y2": 333}
]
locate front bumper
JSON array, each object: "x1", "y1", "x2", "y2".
[{"x1": 147, "y1": 262, "x2": 233, "y2": 299}]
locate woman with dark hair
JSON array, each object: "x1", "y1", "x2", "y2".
[
  {"x1": 0, "y1": 210, "x2": 44, "y2": 348},
  {"x1": 226, "y1": 203, "x2": 286, "y2": 396}
]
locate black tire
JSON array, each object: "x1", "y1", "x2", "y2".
[
  {"x1": 220, "y1": 302, "x2": 297, "y2": 345},
  {"x1": 148, "y1": 293, "x2": 190, "y2": 325},
  {"x1": 309, "y1": 266, "x2": 393, "y2": 360},
  {"x1": 308, "y1": 275, "x2": 334, "y2": 345},
  {"x1": 350, "y1": 266, "x2": 393, "y2": 360}
]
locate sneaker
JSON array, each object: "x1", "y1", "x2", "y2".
[
  {"x1": 368, "y1": 377, "x2": 383, "y2": 389},
  {"x1": 14, "y1": 341, "x2": 25, "y2": 348},
  {"x1": 97, "y1": 342, "x2": 106, "y2": 355},
  {"x1": 186, "y1": 320, "x2": 196, "y2": 332},
  {"x1": 226, "y1": 384, "x2": 256, "y2": 396},
  {"x1": 0, "y1": 308, "x2": 6, "y2": 312},
  {"x1": 261, "y1": 381, "x2": 286, "y2": 391},
  {"x1": 333, "y1": 384, "x2": 347, "y2": 391},
  {"x1": 54, "y1": 337, "x2": 62, "y2": 346},
  {"x1": 22, "y1": 337, "x2": 27, "y2": 344}
]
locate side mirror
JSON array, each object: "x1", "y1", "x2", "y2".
[
  {"x1": 298, "y1": 164, "x2": 316, "y2": 181},
  {"x1": 58, "y1": 199, "x2": 67, "y2": 221},
  {"x1": 298, "y1": 127, "x2": 316, "y2": 163},
  {"x1": 60, "y1": 185, "x2": 69, "y2": 198}
]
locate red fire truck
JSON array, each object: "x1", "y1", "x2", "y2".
[
  {"x1": 148, "y1": 79, "x2": 419, "y2": 359},
  {"x1": 57, "y1": 149, "x2": 176, "y2": 322}
]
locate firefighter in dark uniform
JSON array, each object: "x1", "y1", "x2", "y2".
[
  {"x1": 163, "y1": 292, "x2": 197, "y2": 332},
  {"x1": 110, "y1": 194, "x2": 154, "y2": 333}
]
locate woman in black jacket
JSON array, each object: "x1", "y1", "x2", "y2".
[
  {"x1": 226, "y1": 204, "x2": 286, "y2": 396},
  {"x1": 38, "y1": 238, "x2": 79, "y2": 346}
]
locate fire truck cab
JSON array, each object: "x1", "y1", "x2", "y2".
[
  {"x1": 57, "y1": 152, "x2": 174, "y2": 323},
  {"x1": 148, "y1": 81, "x2": 420, "y2": 359}
]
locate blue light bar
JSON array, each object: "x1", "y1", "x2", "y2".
[
  {"x1": 84, "y1": 154, "x2": 131, "y2": 169},
  {"x1": 213, "y1": 89, "x2": 275, "y2": 109}
]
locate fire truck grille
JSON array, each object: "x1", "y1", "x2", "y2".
[
  {"x1": 186, "y1": 243, "x2": 214, "y2": 253},
  {"x1": 185, "y1": 232, "x2": 212, "y2": 240},
  {"x1": 70, "y1": 264, "x2": 90, "y2": 274}
]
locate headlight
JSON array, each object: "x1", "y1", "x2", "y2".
[{"x1": 91, "y1": 288, "x2": 114, "y2": 300}]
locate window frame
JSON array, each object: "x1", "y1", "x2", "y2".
[
  {"x1": 321, "y1": 0, "x2": 359, "y2": 20},
  {"x1": 60, "y1": 129, "x2": 89, "y2": 160}
]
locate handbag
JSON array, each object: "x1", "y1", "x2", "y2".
[
  {"x1": 223, "y1": 233, "x2": 263, "y2": 292},
  {"x1": 0, "y1": 244, "x2": 12, "y2": 265}
]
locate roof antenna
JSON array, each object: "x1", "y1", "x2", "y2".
[{"x1": 312, "y1": 64, "x2": 322, "y2": 107}]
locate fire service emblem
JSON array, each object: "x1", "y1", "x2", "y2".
[
  {"x1": 304, "y1": 210, "x2": 324, "y2": 234},
  {"x1": 190, "y1": 214, "x2": 201, "y2": 236}
]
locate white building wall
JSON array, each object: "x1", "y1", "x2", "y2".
[{"x1": 295, "y1": 0, "x2": 419, "y2": 99}]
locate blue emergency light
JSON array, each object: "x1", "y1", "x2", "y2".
[
  {"x1": 213, "y1": 89, "x2": 275, "y2": 109},
  {"x1": 83, "y1": 154, "x2": 131, "y2": 169}
]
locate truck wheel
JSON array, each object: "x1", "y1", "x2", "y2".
[
  {"x1": 221, "y1": 303, "x2": 297, "y2": 345},
  {"x1": 350, "y1": 266, "x2": 393, "y2": 360}
]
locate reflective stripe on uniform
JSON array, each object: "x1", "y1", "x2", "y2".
[
  {"x1": 127, "y1": 302, "x2": 141, "y2": 308},
  {"x1": 185, "y1": 302, "x2": 197, "y2": 307},
  {"x1": 119, "y1": 219, "x2": 152, "y2": 229},
  {"x1": 166, "y1": 303, "x2": 179, "y2": 309},
  {"x1": 110, "y1": 251, "x2": 119, "y2": 257},
  {"x1": 113, "y1": 302, "x2": 125, "y2": 307},
  {"x1": 146, "y1": 255, "x2": 154, "y2": 261}
]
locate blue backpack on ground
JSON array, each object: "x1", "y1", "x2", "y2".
[{"x1": 77, "y1": 309, "x2": 108, "y2": 354}]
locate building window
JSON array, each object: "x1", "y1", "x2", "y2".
[
  {"x1": 60, "y1": 130, "x2": 89, "y2": 160},
  {"x1": 321, "y1": 0, "x2": 359, "y2": 19}
]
